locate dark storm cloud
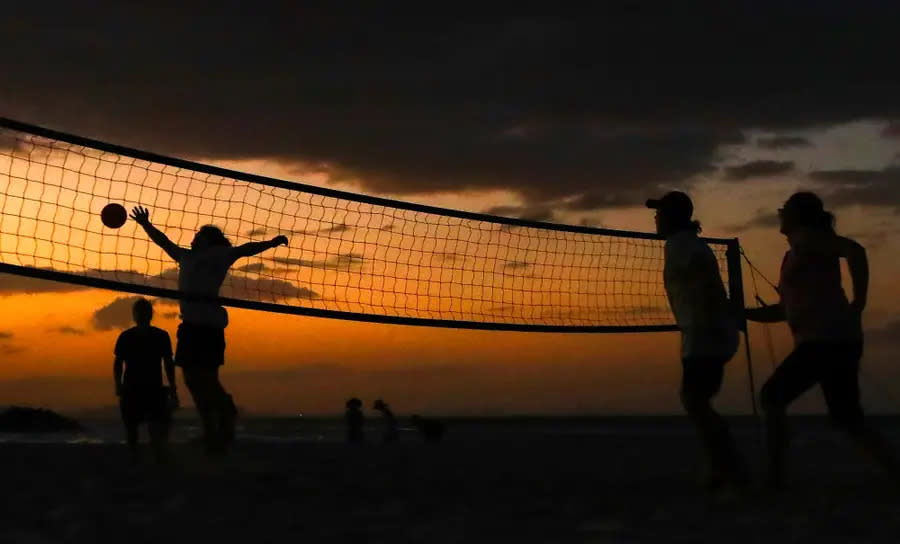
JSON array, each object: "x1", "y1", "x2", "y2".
[
  {"x1": 92, "y1": 296, "x2": 163, "y2": 331},
  {"x1": 0, "y1": 271, "x2": 88, "y2": 295},
  {"x1": 53, "y1": 326, "x2": 87, "y2": 336},
  {"x1": 484, "y1": 205, "x2": 556, "y2": 223},
  {"x1": 234, "y1": 262, "x2": 267, "y2": 274},
  {"x1": 756, "y1": 136, "x2": 812, "y2": 150},
  {"x1": 723, "y1": 160, "x2": 795, "y2": 181},
  {"x1": 270, "y1": 253, "x2": 365, "y2": 272},
  {"x1": 0, "y1": 331, "x2": 12, "y2": 340},
  {"x1": 1, "y1": 5, "x2": 898, "y2": 209},
  {"x1": 724, "y1": 209, "x2": 781, "y2": 233},
  {"x1": 809, "y1": 168, "x2": 900, "y2": 209}
]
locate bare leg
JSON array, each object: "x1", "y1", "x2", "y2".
[
  {"x1": 682, "y1": 392, "x2": 745, "y2": 488},
  {"x1": 185, "y1": 368, "x2": 221, "y2": 457}
]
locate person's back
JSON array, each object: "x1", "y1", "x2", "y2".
[
  {"x1": 177, "y1": 244, "x2": 236, "y2": 328},
  {"x1": 664, "y1": 229, "x2": 738, "y2": 359},
  {"x1": 117, "y1": 326, "x2": 170, "y2": 392},
  {"x1": 114, "y1": 298, "x2": 177, "y2": 463},
  {"x1": 779, "y1": 242, "x2": 857, "y2": 343}
]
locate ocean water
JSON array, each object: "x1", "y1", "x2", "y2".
[{"x1": 4, "y1": 414, "x2": 899, "y2": 446}]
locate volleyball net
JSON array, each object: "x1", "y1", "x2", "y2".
[{"x1": 0, "y1": 117, "x2": 742, "y2": 332}]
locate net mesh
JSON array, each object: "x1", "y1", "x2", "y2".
[{"x1": 0, "y1": 121, "x2": 734, "y2": 330}]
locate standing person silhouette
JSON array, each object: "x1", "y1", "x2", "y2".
[
  {"x1": 345, "y1": 398, "x2": 364, "y2": 443},
  {"x1": 114, "y1": 297, "x2": 177, "y2": 463},
  {"x1": 130, "y1": 206, "x2": 288, "y2": 457},
  {"x1": 373, "y1": 399, "x2": 398, "y2": 442},
  {"x1": 646, "y1": 191, "x2": 746, "y2": 493},
  {"x1": 746, "y1": 192, "x2": 899, "y2": 490}
]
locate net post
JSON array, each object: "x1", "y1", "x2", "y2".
[
  {"x1": 726, "y1": 239, "x2": 747, "y2": 333},
  {"x1": 727, "y1": 239, "x2": 761, "y2": 429}
]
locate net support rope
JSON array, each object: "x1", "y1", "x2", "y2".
[{"x1": 0, "y1": 117, "x2": 740, "y2": 333}]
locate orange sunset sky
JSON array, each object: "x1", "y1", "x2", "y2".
[
  {"x1": 1, "y1": 121, "x2": 900, "y2": 416},
  {"x1": 1, "y1": 10, "x2": 899, "y2": 416}
]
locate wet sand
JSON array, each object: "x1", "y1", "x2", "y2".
[{"x1": 2, "y1": 417, "x2": 899, "y2": 543}]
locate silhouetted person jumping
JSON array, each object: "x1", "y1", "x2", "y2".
[
  {"x1": 746, "y1": 192, "x2": 899, "y2": 490},
  {"x1": 345, "y1": 398, "x2": 364, "y2": 442},
  {"x1": 113, "y1": 297, "x2": 177, "y2": 463},
  {"x1": 646, "y1": 191, "x2": 745, "y2": 493},
  {"x1": 373, "y1": 399, "x2": 398, "y2": 442},
  {"x1": 131, "y1": 206, "x2": 288, "y2": 458}
]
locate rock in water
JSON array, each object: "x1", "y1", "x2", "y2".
[{"x1": 0, "y1": 406, "x2": 83, "y2": 432}]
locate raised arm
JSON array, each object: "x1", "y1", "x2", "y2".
[
  {"x1": 838, "y1": 236, "x2": 868, "y2": 313},
  {"x1": 745, "y1": 303, "x2": 785, "y2": 323},
  {"x1": 130, "y1": 206, "x2": 185, "y2": 262},
  {"x1": 232, "y1": 235, "x2": 289, "y2": 259}
]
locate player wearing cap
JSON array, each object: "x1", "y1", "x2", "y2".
[
  {"x1": 647, "y1": 191, "x2": 745, "y2": 493},
  {"x1": 746, "y1": 191, "x2": 899, "y2": 489}
]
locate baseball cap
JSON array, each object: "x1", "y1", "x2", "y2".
[{"x1": 645, "y1": 191, "x2": 693, "y2": 220}]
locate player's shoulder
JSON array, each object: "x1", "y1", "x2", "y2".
[
  {"x1": 666, "y1": 230, "x2": 705, "y2": 256},
  {"x1": 149, "y1": 325, "x2": 171, "y2": 337},
  {"x1": 118, "y1": 326, "x2": 139, "y2": 337}
]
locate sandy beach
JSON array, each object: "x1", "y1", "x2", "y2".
[{"x1": 1, "y1": 416, "x2": 899, "y2": 543}]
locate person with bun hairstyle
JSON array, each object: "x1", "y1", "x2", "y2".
[{"x1": 746, "y1": 192, "x2": 899, "y2": 489}]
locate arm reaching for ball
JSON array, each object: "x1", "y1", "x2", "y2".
[
  {"x1": 232, "y1": 235, "x2": 289, "y2": 259},
  {"x1": 130, "y1": 206, "x2": 186, "y2": 262}
]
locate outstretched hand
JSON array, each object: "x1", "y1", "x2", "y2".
[
  {"x1": 130, "y1": 205, "x2": 151, "y2": 226},
  {"x1": 272, "y1": 235, "x2": 289, "y2": 247}
]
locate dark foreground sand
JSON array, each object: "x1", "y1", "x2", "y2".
[{"x1": 2, "y1": 418, "x2": 899, "y2": 543}]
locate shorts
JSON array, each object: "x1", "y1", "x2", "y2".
[
  {"x1": 120, "y1": 387, "x2": 171, "y2": 426},
  {"x1": 760, "y1": 341, "x2": 864, "y2": 427},
  {"x1": 681, "y1": 356, "x2": 729, "y2": 401},
  {"x1": 176, "y1": 322, "x2": 226, "y2": 368}
]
